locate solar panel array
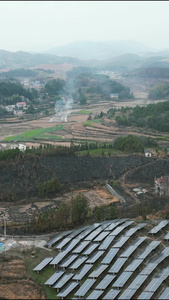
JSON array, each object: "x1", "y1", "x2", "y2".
[
  {"x1": 149, "y1": 219, "x2": 169, "y2": 234},
  {"x1": 33, "y1": 218, "x2": 169, "y2": 299}
]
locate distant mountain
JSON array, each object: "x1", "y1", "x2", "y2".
[
  {"x1": 47, "y1": 40, "x2": 157, "y2": 60},
  {"x1": 0, "y1": 50, "x2": 81, "y2": 69}
]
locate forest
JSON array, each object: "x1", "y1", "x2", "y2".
[{"x1": 106, "y1": 100, "x2": 169, "y2": 133}]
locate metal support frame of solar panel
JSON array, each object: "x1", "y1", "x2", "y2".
[
  {"x1": 86, "y1": 289, "x2": 104, "y2": 300},
  {"x1": 149, "y1": 219, "x2": 169, "y2": 234},
  {"x1": 60, "y1": 254, "x2": 78, "y2": 269},
  {"x1": 45, "y1": 230, "x2": 73, "y2": 248},
  {"x1": 44, "y1": 270, "x2": 65, "y2": 286},
  {"x1": 101, "y1": 248, "x2": 119, "y2": 264},
  {"x1": 72, "y1": 240, "x2": 90, "y2": 254},
  {"x1": 73, "y1": 263, "x2": 93, "y2": 281},
  {"x1": 137, "y1": 240, "x2": 161, "y2": 260},
  {"x1": 158, "y1": 287, "x2": 169, "y2": 299},
  {"x1": 74, "y1": 278, "x2": 96, "y2": 297},
  {"x1": 86, "y1": 250, "x2": 105, "y2": 264},
  {"x1": 53, "y1": 273, "x2": 74, "y2": 289},
  {"x1": 50, "y1": 250, "x2": 69, "y2": 266},
  {"x1": 125, "y1": 258, "x2": 144, "y2": 272},
  {"x1": 55, "y1": 237, "x2": 72, "y2": 250},
  {"x1": 103, "y1": 289, "x2": 121, "y2": 299},
  {"x1": 93, "y1": 230, "x2": 110, "y2": 242},
  {"x1": 98, "y1": 235, "x2": 115, "y2": 250},
  {"x1": 33, "y1": 257, "x2": 53, "y2": 272},
  {"x1": 118, "y1": 288, "x2": 137, "y2": 300},
  {"x1": 63, "y1": 239, "x2": 80, "y2": 252},
  {"x1": 95, "y1": 274, "x2": 116, "y2": 290},
  {"x1": 112, "y1": 271, "x2": 133, "y2": 288},
  {"x1": 82, "y1": 242, "x2": 99, "y2": 255},
  {"x1": 69, "y1": 256, "x2": 87, "y2": 270},
  {"x1": 89, "y1": 264, "x2": 108, "y2": 278},
  {"x1": 57, "y1": 281, "x2": 79, "y2": 298},
  {"x1": 108, "y1": 257, "x2": 128, "y2": 274},
  {"x1": 112, "y1": 235, "x2": 130, "y2": 248}
]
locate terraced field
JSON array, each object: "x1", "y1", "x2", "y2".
[{"x1": 32, "y1": 218, "x2": 169, "y2": 299}]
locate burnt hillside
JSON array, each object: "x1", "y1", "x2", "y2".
[{"x1": 0, "y1": 155, "x2": 156, "y2": 201}]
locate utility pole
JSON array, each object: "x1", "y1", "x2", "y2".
[{"x1": 3, "y1": 216, "x2": 6, "y2": 239}]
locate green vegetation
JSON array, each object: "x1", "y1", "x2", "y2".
[
  {"x1": 114, "y1": 135, "x2": 145, "y2": 153},
  {"x1": 106, "y1": 101, "x2": 169, "y2": 133},
  {"x1": 148, "y1": 83, "x2": 169, "y2": 100},
  {"x1": 44, "y1": 78, "x2": 65, "y2": 96},
  {"x1": 79, "y1": 110, "x2": 91, "y2": 114},
  {"x1": 83, "y1": 119, "x2": 102, "y2": 127},
  {"x1": 37, "y1": 177, "x2": 62, "y2": 197},
  {"x1": 3, "y1": 125, "x2": 65, "y2": 142}
]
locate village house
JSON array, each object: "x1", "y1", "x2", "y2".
[
  {"x1": 155, "y1": 176, "x2": 169, "y2": 196},
  {"x1": 16, "y1": 102, "x2": 27, "y2": 109},
  {"x1": 110, "y1": 93, "x2": 119, "y2": 99}
]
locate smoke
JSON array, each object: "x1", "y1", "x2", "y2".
[
  {"x1": 49, "y1": 78, "x2": 75, "y2": 123},
  {"x1": 49, "y1": 97, "x2": 74, "y2": 122}
]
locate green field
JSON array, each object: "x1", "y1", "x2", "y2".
[
  {"x1": 83, "y1": 119, "x2": 102, "y2": 127},
  {"x1": 3, "y1": 125, "x2": 65, "y2": 142}
]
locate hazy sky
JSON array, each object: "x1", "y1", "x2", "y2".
[{"x1": 0, "y1": 1, "x2": 169, "y2": 52}]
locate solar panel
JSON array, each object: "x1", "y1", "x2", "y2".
[
  {"x1": 109, "y1": 225, "x2": 126, "y2": 236},
  {"x1": 113, "y1": 235, "x2": 130, "y2": 248},
  {"x1": 55, "y1": 237, "x2": 71, "y2": 250},
  {"x1": 76, "y1": 228, "x2": 96, "y2": 240},
  {"x1": 95, "y1": 274, "x2": 116, "y2": 290},
  {"x1": 45, "y1": 230, "x2": 73, "y2": 248},
  {"x1": 120, "y1": 245, "x2": 137, "y2": 258},
  {"x1": 93, "y1": 230, "x2": 110, "y2": 242},
  {"x1": 131, "y1": 236, "x2": 147, "y2": 247},
  {"x1": 44, "y1": 270, "x2": 65, "y2": 286},
  {"x1": 104, "y1": 221, "x2": 121, "y2": 231},
  {"x1": 60, "y1": 254, "x2": 78, "y2": 268},
  {"x1": 112, "y1": 271, "x2": 133, "y2": 288},
  {"x1": 108, "y1": 257, "x2": 128, "y2": 274},
  {"x1": 67, "y1": 228, "x2": 87, "y2": 239},
  {"x1": 72, "y1": 240, "x2": 90, "y2": 254},
  {"x1": 74, "y1": 279, "x2": 96, "y2": 297},
  {"x1": 163, "y1": 232, "x2": 169, "y2": 240},
  {"x1": 82, "y1": 243, "x2": 99, "y2": 255},
  {"x1": 127, "y1": 274, "x2": 148, "y2": 290},
  {"x1": 53, "y1": 273, "x2": 73, "y2": 289},
  {"x1": 50, "y1": 250, "x2": 68, "y2": 266},
  {"x1": 73, "y1": 264, "x2": 93, "y2": 281},
  {"x1": 151, "y1": 247, "x2": 169, "y2": 265},
  {"x1": 84, "y1": 229, "x2": 103, "y2": 241},
  {"x1": 137, "y1": 291, "x2": 154, "y2": 299},
  {"x1": 69, "y1": 256, "x2": 87, "y2": 270},
  {"x1": 89, "y1": 264, "x2": 108, "y2": 278},
  {"x1": 125, "y1": 258, "x2": 143, "y2": 272},
  {"x1": 86, "y1": 289, "x2": 104, "y2": 300},
  {"x1": 86, "y1": 250, "x2": 104, "y2": 264},
  {"x1": 149, "y1": 220, "x2": 169, "y2": 234},
  {"x1": 98, "y1": 235, "x2": 115, "y2": 250},
  {"x1": 140, "y1": 263, "x2": 157, "y2": 275},
  {"x1": 57, "y1": 281, "x2": 79, "y2": 298},
  {"x1": 103, "y1": 289, "x2": 121, "y2": 299},
  {"x1": 33, "y1": 257, "x2": 53, "y2": 272},
  {"x1": 64, "y1": 239, "x2": 80, "y2": 252},
  {"x1": 101, "y1": 248, "x2": 119, "y2": 264},
  {"x1": 144, "y1": 267, "x2": 169, "y2": 293},
  {"x1": 118, "y1": 288, "x2": 137, "y2": 299},
  {"x1": 158, "y1": 287, "x2": 169, "y2": 299},
  {"x1": 137, "y1": 241, "x2": 161, "y2": 259}
]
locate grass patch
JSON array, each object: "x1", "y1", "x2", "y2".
[
  {"x1": 75, "y1": 148, "x2": 124, "y2": 157},
  {"x1": 3, "y1": 125, "x2": 65, "y2": 142},
  {"x1": 155, "y1": 136, "x2": 168, "y2": 141},
  {"x1": 79, "y1": 110, "x2": 91, "y2": 114},
  {"x1": 83, "y1": 120, "x2": 102, "y2": 127}
]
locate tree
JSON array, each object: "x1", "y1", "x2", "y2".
[{"x1": 71, "y1": 193, "x2": 89, "y2": 225}]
